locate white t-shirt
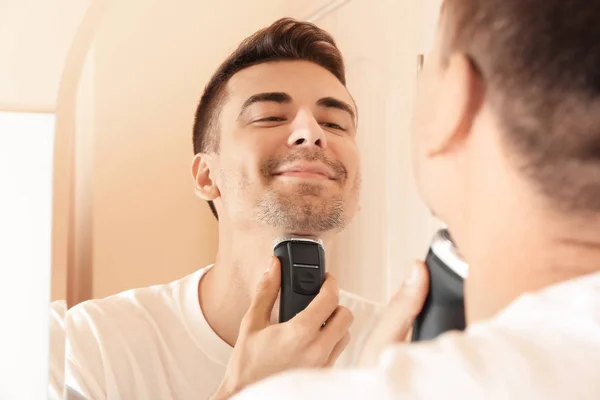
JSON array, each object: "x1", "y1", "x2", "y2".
[
  {"x1": 235, "y1": 271, "x2": 600, "y2": 400},
  {"x1": 64, "y1": 265, "x2": 383, "y2": 400}
]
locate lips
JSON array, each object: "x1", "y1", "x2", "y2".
[{"x1": 274, "y1": 162, "x2": 336, "y2": 180}]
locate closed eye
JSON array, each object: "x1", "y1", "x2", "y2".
[
  {"x1": 256, "y1": 116, "x2": 286, "y2": 122},
  {"x1": 320, "y1": 122, "x2": 346, "y2": 131}
]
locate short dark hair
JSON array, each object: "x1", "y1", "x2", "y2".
[
  {"x1": 443, "y1": 0, "x2": 600, "y2": 213},
  {"x1": 192, "y1": 18, "x2": 347, "y2": 219}
]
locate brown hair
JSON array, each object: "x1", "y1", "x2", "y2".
[
  {"x1": 192, "y1": 17, "x2": 346, "y2": 219},
  {"x1": 443, "y1": 0, "x2": 600, "y2": 213}
]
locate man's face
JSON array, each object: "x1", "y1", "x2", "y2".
[{"x1": 207, "y1": 60, "x2": 360, "y2": 234}]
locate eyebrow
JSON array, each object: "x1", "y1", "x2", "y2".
[
  {"x1": 237, "y1": 92, "x2": 357, "y2": 123},
  {"x1": 237, "y1": 92, "x2": 292, "y2": 119},
  {"x1": 316, "y1": 96, "x2": 356, "y2": 122}
]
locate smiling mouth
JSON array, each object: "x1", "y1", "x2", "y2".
[{"x1": 276, "y1": 171, "x2": 332, "y2": 180}]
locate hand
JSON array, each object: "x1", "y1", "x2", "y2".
[
  {"x1": 358, "y1": 260, "x2": 429, "y2": 367},
  {"x1": 211, "y1": 257, "x2": 354, "y2": 400}
]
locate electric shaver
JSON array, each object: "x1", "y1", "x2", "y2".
[
  {"x1": 274, "y1": 237, "x2": 325, "y2": 323},
  {"x1": 411, "y1": 228, "x2": 468, "y2": 342}
]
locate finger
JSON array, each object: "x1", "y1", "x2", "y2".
[
  {"x1": 325, "y1": 331, "x2": 351, "y2": 367},
  {"x1": 403, "y1": 326, "x2": 413, "y2": 343},
  {"x1": 243, "y1": 257, "x2": 281, "y2": 331},
  {"x1": 321, "y1": 305, "x2": 354, "y2": 344},
  {"x1": 378, "y1": 260, "x2": 430, "y2": 342},
  {"x1": 293, "y1": 273, "x2": 339, "y2": 331}
]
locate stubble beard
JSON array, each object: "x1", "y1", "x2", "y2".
[{"x1": 255, "y1": 180, "x2": 347, "y2": 233}]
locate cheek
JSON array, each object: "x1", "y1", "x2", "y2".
[
  {"x1": 410, "y1": 128, "x2": 439, "y2": 208},
  {"x1": 336, "y1": 140, "x2": 360, "y2": 182},
  {"x1": 414, "y1": 149, "x2": 464, "y2": 227},
  {"x1": 220, "y1": 139, "x2": 263, "y2": 177},
  {"x1": 411, "y1": 84, "x2": 441, "y2": 189},
  {"x1": 235, "y1": 131, "x2": 285, "y2": 171}
]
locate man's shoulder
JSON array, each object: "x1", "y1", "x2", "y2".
[
  {"x1": 233, "y1": 368, "x2": 391, "y2": 400},
  {"x1": 65, "y1": 267, "x2": 207, "y2": 337},
  {"x1": 64, "y1": 288, "x2": 167, "y2": 354},
  {"x1": 66, "y1": 287, "x2": 159, "y2": 328},
  {"x1": 63, "y1": 267, "x2": 214, "y2": 399}
]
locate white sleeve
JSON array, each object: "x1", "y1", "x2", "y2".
[
  {"x1": 230, "y1": 332, "x2": 497, "y2": 400},
  {"x1": 233, "y1": 321, "x2": 599, "y2": 400},
  {"x1": 231, "y1": 368, "x2": 394, "y2": 400},
  {"x1": 232, "y1": 330, "x2": 488, "y2": 400},
  {"x1": 64, "y1": 304, "x2": 108, "y2": 400}
]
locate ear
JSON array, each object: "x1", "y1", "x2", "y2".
[
  {"x1": 191, "y1": 153, "x2": 220, "y2": 201},
  {"x1": 427, "y1": 53, "x2": 484, "y2": 157}
]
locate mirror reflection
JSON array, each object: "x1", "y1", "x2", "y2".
[{"x1": 49, "y1": 0, "x2": 439, "y2": 398}]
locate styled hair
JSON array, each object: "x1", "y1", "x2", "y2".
[
  {"x1": 192, "y1": 17, "x2": 346, "y2": 219},
  {"x1": 443, "y1": 0, "x2": 600, "y2": 213}
]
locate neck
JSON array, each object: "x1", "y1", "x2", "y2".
[
  {"x1": 464, "y1": 211, "x2": 600, "y2": 324},
  {"x1": 460, "y1": 136, "x2": 600, "y2": 323},
  {"x1": 198, "y1": 220, "x2": 332, "y2": 347}
]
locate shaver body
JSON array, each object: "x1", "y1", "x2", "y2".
[
  {"x1": 411, "y1": 229, "x2": 468, "y2": 342},
  {"x1": 274, "y1": 237, "x2": 326, "y2": 323}
]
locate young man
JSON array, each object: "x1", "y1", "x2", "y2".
[
  {"x1": 233, "y1": 0, "x2": 600, "y2": 398},
  {"x1": 64, "y1": 18, "x2": 382, "y2": 400}
]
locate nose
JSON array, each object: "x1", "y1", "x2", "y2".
[{"x1": 287, "y1": 109, "x2": 327, "y2": 149}]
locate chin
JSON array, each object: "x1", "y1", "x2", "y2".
[{"x1": 285, "y1": 230, "x2": 321, "y2": 238}]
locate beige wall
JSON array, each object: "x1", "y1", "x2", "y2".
[
  {"x1": 61, "y1": 0, "x2": 440, "y2": 303},
  {"x1": 0, "y1": 0, "x2": 91, "y2": 111}
]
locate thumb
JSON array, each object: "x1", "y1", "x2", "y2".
[
  {"x1": 379, "y1": 261, "x2": 430, "y2": 342},
  {"x1": 357, "y1": 261, "x2": 429, "y2": 368},
  {"x1": 244, "y1": 257, "x2": 281, "y2": 331}
]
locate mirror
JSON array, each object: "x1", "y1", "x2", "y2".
[
  {"x1": 56, "y1": 0, "x2": 441, "y2": 310},
  {"x1": 1, "y1": 0, "x2": 443, "y2": 398}
]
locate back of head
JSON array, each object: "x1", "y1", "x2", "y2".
[
  {"x1": 444, "y1": 0, "x2": 600, "y2": 214},
  {"x1": 192, "y1": 18, "x2": 346, "y2": 220}
]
